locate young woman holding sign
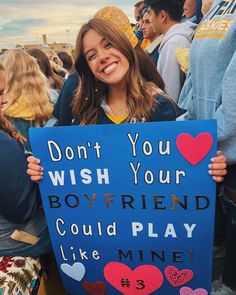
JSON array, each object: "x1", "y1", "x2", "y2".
[{"x1": 28, "y1": 18, "x2": 226, "y2": 182}]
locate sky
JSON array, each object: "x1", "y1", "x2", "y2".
[{"x1": 0, "y1": 0, "x2": 138, "y2": 49}]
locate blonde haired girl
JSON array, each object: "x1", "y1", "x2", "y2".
[
  {"x1": 0, "y1": 62, "x2": 25, "y2": 144},
  {"x1": 3, "y1": 49, "x2": 53, "y2": 151},
  {"x1": 0, "y1": 61, "x2": 50, "y2": 259}
]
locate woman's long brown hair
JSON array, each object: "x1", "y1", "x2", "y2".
[{"x1": 72, "y1": 18, "x2": 157, "y2": 125}]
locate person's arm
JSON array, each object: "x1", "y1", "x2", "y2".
[
  {"x1": 214, "y1": 49, "x2": 236, "y2": 164},
  {"x1": 0, "y1": 132, "x2": 41, "y2": 223},
  {"x1": 178, "y1": 71, "x2": 196, "y2": 120},
  {"x1": 157, "y1": 40, "x2": 186, "y2": 102}
]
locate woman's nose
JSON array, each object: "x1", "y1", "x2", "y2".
[{"x1": 98, "y1": 49, "x2": 109, "y2": 62}]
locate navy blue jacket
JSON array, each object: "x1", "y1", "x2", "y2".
[
  {"x1": 0, "y1": 130, "x2": 41, "y2": 224},
  {"x1": 73, "y1": 95, "x2": 185, "y2": 125},
  {"x1": 53, "y1": 71, "x2": 78, "y2": 126}
]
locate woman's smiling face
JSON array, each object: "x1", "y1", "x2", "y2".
[{"x1": 83, "y1": 29, "x2": 130, "y2": 87}]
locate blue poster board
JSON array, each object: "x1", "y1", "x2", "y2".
[{"x1": 30, "y1": 120, "x2": 216, "y2": 295}]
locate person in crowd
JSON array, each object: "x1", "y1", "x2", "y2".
[
  {"x1": 145, "y1": 0, "x2": 197, "y2": 102},
  {"x1": 46, "y1": 49, "x2": 63, "y2": 67},
  {"x1": 134, "y1": 0, "x2": 146, "y2": 24},
  {"x1": 28, "y1": 17, "x2": 227, "y2": 185},
  {"x1": 46, "y1": 49, "x2": 67, "y2": 78},
  {"x1": 178, "y1": 0, "x2": 236, "y2": 293},
  {"x1": 134, "y1": 1, "x2": 145, "y2": 42},
  {"x1": 141, "y1": 8, "x2": 163, "y2": 65},
  {"x1": 183, "y1": 0, "x2": 203, "y2": 23},
  {"x1": 57, "y1": 51, "x2": 74, "y2": 79},
  {"x1": 52, "y1": 70, "x2": 78, "y2": 126},
  {"x1": 53, "y1": 6, "x2": 165, "y2": 126},
  {"x1": 3, "y1": 49, "x2": 53, "y2": 151},
  {"x1": 0, "y1": 62, "x2": 51, "y2": 258},
  {"x1": 184, "y1": 0, "x2": 196, "y2": 21},
  {"x1": 27, "y1": 48, "x2": 64, "y2": 95},
  {"x1": 183, "y1": 0, "x2": 196, "y2": 21},
  {"x1": 176, "y1": 0, "x2": 203, "y2": 76}
]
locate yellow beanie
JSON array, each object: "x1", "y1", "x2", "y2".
[{"x1": 94, "y1": 6, "x2": 138, "y2": 48}]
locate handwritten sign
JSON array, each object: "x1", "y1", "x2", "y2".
[{"x1": 30, "y1": 120, "x2": 217, "y2": 295}]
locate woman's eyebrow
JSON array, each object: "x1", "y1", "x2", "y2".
[{"x1": 84, "y1": 38, "x2": 106, "y2": 56}]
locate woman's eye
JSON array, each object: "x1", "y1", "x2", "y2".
[
  {"x1": 105, "y1": 42, "x2": 112, "y2": 49},
  {"x1": 87, "y1": 53, "x2": 96, "y2": 61}
]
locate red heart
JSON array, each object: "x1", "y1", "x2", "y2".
[
  {"x1": 82, "y1": 281, "x2": 107, "y2": 295},
  {"x1": 104, "y1": 262, "x2": 163, "y2": 295},
  {"x1": 165, "y1": 266, "x2": 194, "y2": 287},
  {"x1": 176, "y1": 133, "x2": 213, "y2": 165}
]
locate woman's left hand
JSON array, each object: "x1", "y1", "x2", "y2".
[{"x1": 208, "y1": 150, "x2": 227, "y2": 182}]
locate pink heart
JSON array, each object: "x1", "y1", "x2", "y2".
[
  {"x1": 180, "y1": 286, "x2": 208, "y2": 295},
  {"x1": 176, "y1": 133, "x2": 213, "y2": 165},
  {"x1": 104, "y1": 262, "x2": 163, "y2": 295},
  {"x1": 165, "y1": 266, "x2": 194, "y2": 287}
]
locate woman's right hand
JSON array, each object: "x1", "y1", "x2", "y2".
[{"x1": 27, "y1": 156, "x2": 44, "y2": 182}]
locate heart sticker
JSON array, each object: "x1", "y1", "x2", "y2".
[
  {"x1": 104, "y1": 262, "x2": 163, "y2": 295},
  {"x1": 180, "y1": 286, "x2": 208, "y2": 295},
  {"x1": 176, "y1": 133, "x2": 213, "y2": 165},
  {"x1": 165, "y1": 266, "x2": 194, "y2": 287},
  {"x1": 82, "y1": 281, "x2": 107, "y2": 295},
  {"x1": 60, "y1": 262, "x2": 85, "y2": 282}
]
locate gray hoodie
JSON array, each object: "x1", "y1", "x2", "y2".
[{"x1": 157, "y1": 22, "x2": 197, "y2": 101}]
